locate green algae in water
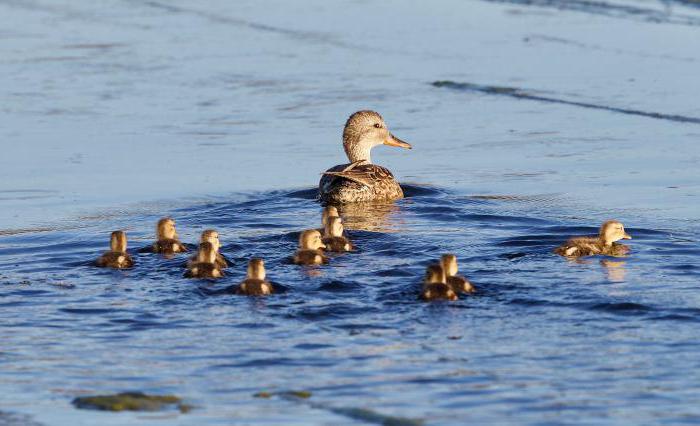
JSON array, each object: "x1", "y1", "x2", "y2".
[
  {"x1": 253, "y1": 390, "x2": 312, "y2": 399},
  {"x1": 72, "y1": 392, "x2": 191, "y2": 413}
]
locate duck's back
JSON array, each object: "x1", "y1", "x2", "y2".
[
  {"x1": 294, "y1": 249, "x2": 326, "y2": 265},
  {"x1": 319, "y1": 163, "x2": 403, "y2": 203},
  {"x1": 447, "y1": 275, "x2": 475, "y2": 293},
  {"x1": 153, "y1": 238, "x2": 186, "y2": 254},
  {"x1": 421, "y1": 283, "x2": 458, "y2": 301},
  {"x1": 322, "y1": 236, "x2": 352, "y2": 252},
  {"x1": 237, "y1": 279, "x2": 274, "y2": 296},
  {"x1": 554, "y1": 237, "x2": 603, "y2": 257},
  {"x1": 96, "y1": 251, "x2": 133, "y2": 269},
  {"x1": 185, "y1": 262, "x2": 223, "y2": 278}
]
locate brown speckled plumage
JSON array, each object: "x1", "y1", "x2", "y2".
[
  {"x1": 319, "y1": 111, "x2": 411, "y2": 203},
  {"x1": 96, "y1": 230, "x2": 133, "y2": 269},
  {"x1": 555, "y1": 220, "x2": 632, "y2": 258},
  {"x1": 237, "y1": 279, "x2": 273, "y2": 296},
  {"x1": 184, "y1": 262, "x2": 223, "y2": 278}
]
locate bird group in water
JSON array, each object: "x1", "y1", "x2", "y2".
[{"x1": 94, "y1": 110, "x2": 634, "y2": 301}]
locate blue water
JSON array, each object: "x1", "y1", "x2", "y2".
[{"x1": 1, "y1": 0, "x2": 700, "y2": 424}]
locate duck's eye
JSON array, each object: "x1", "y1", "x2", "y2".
[{"x1": 374, "y1": 123, "x2": 381, "y2": 129}]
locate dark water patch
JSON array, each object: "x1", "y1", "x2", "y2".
[
  {"x1": 59, "y1": 307, "x2": 122, "y2": 315},
  {"x1": 432, "y1": 81, "x2": 700, "y2": 124},
  {"x1": 401, "y1": 184, "x2": 447, "y2": 198},
  {"x1": 285, "y1": 188, "x2": 318, "y2": 200},
  {"x1": 0, "y1": 411, "x2": 44, "y2": 426},
  {"x1": 588, "y1": 302, "x2": 653, "y2": 315}
]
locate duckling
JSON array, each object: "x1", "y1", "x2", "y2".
[
  {"x1": 151, "y1": 217, "x2": 187, "y2": 255},
  {"x1": 95, "y1": 230, "x2": 133, "y2": 269},
  {"x1": 236, "y1": 258, "x2": 274, "y2": 296},
  {"x1": 421, "y1": 264, "x2": 458, "y2": 301},
  {"x1": 554, "y1": 220, "x2": 632, "y2": 258},
  {"x1": 441, "y1": 254, "x2": 475, "y2": 294},
  {"x1": 184, "y1": 242, "x2": 223, "y2": 278},
  {"x1": 319, "y1": 205, "x2": 339, "y2": 233},
  {"x1": 322, "y1": 216, "x2": 353, "y2": 252},
  {"x1": 293, "y1": 230, "x2": 328, "y2": 265},
  {"x1": 187, "y1": 229, "x2": 229, "y2": 269}
]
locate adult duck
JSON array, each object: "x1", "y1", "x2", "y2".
[{"x1": 319, "y1": 110, "x2": 412, "y2": 203}]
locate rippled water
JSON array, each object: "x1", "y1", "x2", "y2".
[{"x1": 2, "y1": 0, "x2": 700, "y2": 424}]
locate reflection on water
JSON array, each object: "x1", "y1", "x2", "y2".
[
  {"x1": 601, "y1": 259, "x2": 627, "y2": 282},
  {"x1": 335, "y1": 200, "x2": 404, "y2": 233}
]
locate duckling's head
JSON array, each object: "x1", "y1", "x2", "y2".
[
  {"x1": 196, "y1": 242, "x2": 216, "y2": 263},
  {"x1": 200, "y1": 229, "x2": 220, "y2": 252},
  {"x1": 441, "y1": 254, "x2": 458, "y2": 276},
  {"x1": 299, "y1": 230, "x2": 326, "y2": 250},
  {"x1": 157, "y1": 217, "x2": 178, "y2": 240},
  {"x1": 325, "y1": 216, "x2": 345, "y2": 238},
  {"x1": 247, "y1": 258, "x2": 266, "y2": 280},
  {"x1": 110, "y1": 230, "x2": 127, "y2": 252},
  {"x1": 599, "y1": 220, "x2": 631, "y2": 246},
  {"x1": 425, "y1": 264, "x2": 446, "y2": 284},
  {"x1": 342, "y1": 110, "x2": 412, "y2": 163},
  {"x1": 322, "y1": 205, "x2": 339, "y2": 227}
]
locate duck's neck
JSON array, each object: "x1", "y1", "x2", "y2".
[{"x1": 343, "y1": 136, "x2": 372, "y2": 164}]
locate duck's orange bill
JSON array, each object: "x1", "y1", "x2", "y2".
[
  {"x1": 623, "y1": 234, "x2": 632, "y2": 240},
  {"x1": 384, "y1": 134, "x2": 412, "y2": 149}
]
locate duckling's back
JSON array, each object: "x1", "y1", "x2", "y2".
[
  {"x1": 237, "y1": 279, "x2": 274, "y2": 296},
  {"x1": 447, "y1": 275, "x2": 475, "y2": 294},
  {"x1": 322, "y1": 236, "x2": 352, "y2": 252},
  {"x1": 294, "y1": 249, "x2": 326, "y2": 265},
  {"x1": 96, "y1": 251, "x2": 133, "y2": 269},
  {"x1": 421, "y1": 283, "x2": 458, "y2": 301},
  {"x1": 185, "y1": 262, "x2": 223, "y2": 278},
  {"x1": 153, "y1": 238, "x2": 187, "y2": 255}
]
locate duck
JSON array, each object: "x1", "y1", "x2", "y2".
[
  {"x1": 554, "y1": 220, "x2": 632, "y2": 258},
  {"x1": 322, "y1": 216, "x2": 353, "y2": 252},
  {"x1": 319, "y1": 205, "x2": 339, "y2": 233},
  {"x1": 95, "y1": 230, "x2": 134, "y2": 269},
  {"x1": 187, "y1": 229, "x2": 229, "y2": 269},
  {"x1": 441, "y1": 254, "x2": 475, "y2": 294},
  {"x1": 184, "y1": 242, "x2": 223, "y2": 278},
  {"x1": 236, "y1": 258, "x2": 274, "y2": 296},
  {"x1": 293, "y1": 230, "x2": 328, "y2": 265},
  {"x1": 421, "y1": 264, "x2": 458, "y2": 301},
  {"x1": 319, "y1": 110, "x2": 412, "y2": 203},
  {"x1": 150, "y1": 217, "x2": 187, "y2": 255}
]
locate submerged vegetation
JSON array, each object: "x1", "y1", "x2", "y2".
[{"x1": 72, "y1": 392, "x2": 191, "y2": 413}]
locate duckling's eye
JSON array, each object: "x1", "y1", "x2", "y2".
[{"x1": 373, "y1": 123, "x2": 381, "y2": 129}]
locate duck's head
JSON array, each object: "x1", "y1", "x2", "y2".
[
  {"x1": 110, "y1": 230, "x2": 127, "y2": 252},
  {"x1": 424, "y1": 264, "x2": 446, "y2": 284},
  {"x1": 200, "y1": 229, "x2": 220, "y2": 252},
  {"x1": 196, "y1": 242, "x2": 216, "y2": 263},
  {"x1": 325, "y1": 216, "x2": 345, "y2": 238},
  {"x1": 440, "y1": 254, "x2": 458, "y2": 276},
  {"x1": 157, "y1": 217, "x2": 178, "y2": 240},
  {"x1": 342, "y1": 110, "x2": 411, "y2": 163},
  {"x1": 599, "y1": 220, "x2": 631, "y2": 246},
  {"x1": 247, "y1": 258, "x2": 266, "y2": 280},
  {"x1": 299, "y1": 229, "x2": 326, "y2": 250},
  {"x1": 321, "y1": 205, "x2": 339, "y2": 228}
]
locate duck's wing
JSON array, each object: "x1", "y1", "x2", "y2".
[{"x1": 322, "y1": 164, "x2": 395, "y2": 188}]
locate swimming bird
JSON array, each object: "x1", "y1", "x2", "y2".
[
  {"x1": 319, "y1": 205, "x2": 339, "y2": 233},
  {"x1": 441, "y1": 254, "x2": 475, "y2": 294},
  {"x1": 293, "y1": 230, "x2": 328, "y2": 265},
  {"x1": 185, "y1": 242, "x2": 223, "y2": 278},
  {"x1": 554, "y1": 220, "x2": 632, "y2": 257},
  {"x1": 236, "y1": 258, "x2": 274, "y2": 296},
  {"x1": 421, "y1": 264, "x2": 458, "y2": 301},
  {"x1": 319, "y1": 110, "x2": 412, "y2": 203},
  {"x1": 323, "y1": 216, "x2": 353, "y2": 252},
  {"x1": 187, "y1": 229, "x2": 229, "y2": 269},
  {"x1": 95, "y1": 230, "x2": 133, "y2": 269},
  {"x1": 150, "y1": 217, "x2": 187, "y2": 255}
]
